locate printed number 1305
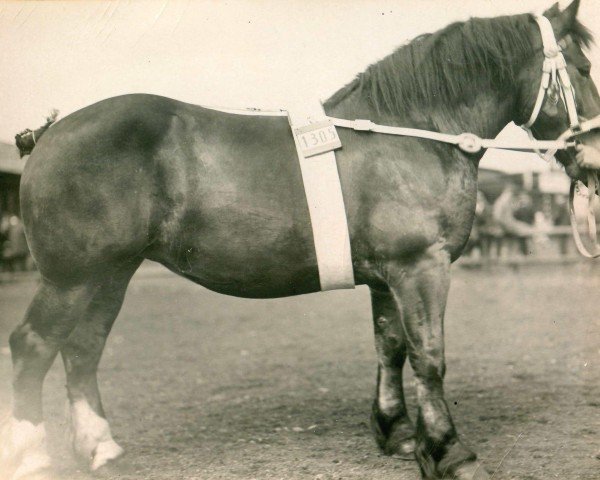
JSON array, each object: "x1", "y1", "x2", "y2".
[{"x1": 299, "y1": 126, "x2": 337, "y2": 148}]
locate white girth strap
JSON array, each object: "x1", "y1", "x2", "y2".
[{"x1": 289, "y1": 104, "x2": 355, "y2": 291}]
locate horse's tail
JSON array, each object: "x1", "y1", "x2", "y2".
[{"x1": 15, "y1": 109, "x2": 59, "y2": 158}]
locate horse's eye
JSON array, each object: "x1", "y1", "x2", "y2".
[{"x1": 578, "y1": 65, "x2": 591, "y2": 77}]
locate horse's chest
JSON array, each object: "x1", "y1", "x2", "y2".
[{"x1": 350, "y1": 161, "x2": 477, "y2": 260}]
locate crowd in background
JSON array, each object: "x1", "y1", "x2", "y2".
[{"x1": 466, "y1": 182, "x2": 572, "y2": 259}]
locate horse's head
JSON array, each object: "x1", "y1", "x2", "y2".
[{"x1": 516, "y1": 0, "x2": 600, "y2": 180}]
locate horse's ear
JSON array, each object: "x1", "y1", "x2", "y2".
[
  {"x1": 543, "y1": 2, "x2": 560, "y2": 18},
  {"x1": 549, "y1": 0, "x2": 581, "y2": 37}
]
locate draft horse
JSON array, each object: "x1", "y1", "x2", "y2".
[{"x1": 2, "y1": 2, "x2": 599, "y2": 479}]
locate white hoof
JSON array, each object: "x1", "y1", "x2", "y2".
[
  {"x1": 11, "y1": 452, "x2": 52, "y2": 480},
  {"x1": 90, "y1": 439, "x2": 124, "y2": 471},
  {"x1": 69, "y1": 399, "x2": 123, "y2": 470},
  {"x1": 0, "y1": 417, "x2": 51, "y2": 480}
]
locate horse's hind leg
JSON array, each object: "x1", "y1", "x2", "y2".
[
  {"x1": 60, "y1": 261, "x2": 141, "y2": 471},
  {"x1": 369, "y1": 287, "x2": 415, "y2": 458},
  {"x1": 0, "y1": 280, "x2": 99, "y2": 480}
]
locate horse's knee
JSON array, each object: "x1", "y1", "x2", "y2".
[
  {"x1": 9, "y1": 324, "x2": 38, "y2": 361},
  {"x1": 411, "y1": 351, "x2": 446, "y2": 391},
  {"x1": 9, "y1": 323, "x2": 55, "y2": 389}
]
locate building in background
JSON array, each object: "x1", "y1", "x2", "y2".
[{"x1": 0, "y1": 141, "x2": 23, "y2": 216}]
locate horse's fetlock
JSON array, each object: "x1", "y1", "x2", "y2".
[
  {"x1": 371, "y1": 401, "x2": 415, "y2": 457},
  {"x1": 69, "y1": 398, "x2": 123, "y2": 471}
]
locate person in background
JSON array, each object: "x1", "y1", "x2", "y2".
[
  {"x1": 492, "y1": 182, "x2": 536, "y2": 256},
  {"x1": 552, "y1": 195, "x2": 571, "y2": 255},
  {"x1": 513, "y1": 191, "x2": 535, "y2": 225},
  {"x1": 466, "y1": 190, "x2": 503, "y2": 259},
  {"x1": 1, "y1": 214, "x2": 29, "y2": 273}
]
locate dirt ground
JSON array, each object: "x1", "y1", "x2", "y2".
[{"x1": 0, "y1": 262, "x2": 598, "y2": 480}]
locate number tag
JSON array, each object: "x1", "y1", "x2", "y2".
[{"x1": 294, "y1": 120, "x2": 342, "y2": 158}]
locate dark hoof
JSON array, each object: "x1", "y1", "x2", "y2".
[
  {"x1": 392, "y1": 437, "x2": 416, "y2": 461},
  {"x1": 429, "y1": 441, "x2": 485, "y2": 480},
  {"x1": 451, "y1": 462, "x2": 490, "y2": 480},
  {"x1": 370, "y1": 401, "x2": 415, "y2": 459}
]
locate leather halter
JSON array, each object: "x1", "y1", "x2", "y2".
[{"x1": 522, "y1": 15, "x2": 581, "y2": 160}]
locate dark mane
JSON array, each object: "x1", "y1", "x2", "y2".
[
  {"x1": 324, "y1": 14, "x2": 594, "y2": 116},
  {"x1": 571, "y1": 18, "x2": 594, "y2": 48}
]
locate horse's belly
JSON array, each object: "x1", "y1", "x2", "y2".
[
  {"x1": 148, "y1": 188, "x2": 322, "y2": 298},
  {"x1": 149, "y1": 233, "x2": 321, "y2": 299}
]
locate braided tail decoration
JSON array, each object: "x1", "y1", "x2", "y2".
[{"x1": 15, "y1": 109, "x2": 59, "y2": 158}]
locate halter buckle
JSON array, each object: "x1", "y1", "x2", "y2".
[{"x1": 569, "y1": 124, "x2": 583, "y2": 138}]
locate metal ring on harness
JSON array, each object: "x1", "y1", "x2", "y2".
[{"x1": 457, "y1": 133, "x2": 483, "y2": 153}]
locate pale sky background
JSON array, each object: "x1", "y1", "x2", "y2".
[{"x1": 1, "y1": 0, "x2": 599, "y2": 172}]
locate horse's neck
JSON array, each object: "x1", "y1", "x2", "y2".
[
  {"x1": 435, "y1": 93, "x2": 515, "y2": 145},
  {"x1": 325, "y1": 89, "x2": 515, "y2": 152}
]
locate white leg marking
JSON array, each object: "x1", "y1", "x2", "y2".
[
  {"x1": 378, "y1": 368, "x2": 402, "y2": 416},
  {"x1": 70, "y1": 400, "x2": 123, "y2": 470},
  {"x1": 0, "y1": 418, "x2": 51, "y2": 480}
]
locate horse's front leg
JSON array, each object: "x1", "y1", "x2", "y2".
[
  {"x1": 369, "y1": 287, "x2": 415, "y2": 458},
  {"x1": 381, "y1": 246, "x2": 488, "y2": 480}
]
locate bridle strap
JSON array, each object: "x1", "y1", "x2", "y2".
[
  {"x1": 521, "y1": 15, "x2": 582, "y2": 162},
  {"x1": 569, "y1": 172, "x2": 600, "y2": 258},
  {"x1": 523, "y1": 15, "x2": 566, "y2": 129},
  {"x1": 327, "y1": 15, "x2": 600, "y2": 156},
  {"x1": 328, "y1": 117, "x2": 576, "y2": 154}
]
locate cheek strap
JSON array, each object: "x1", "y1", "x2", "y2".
[{"x1": 521, "y1": 15, "x2": 581, "y2": 161}]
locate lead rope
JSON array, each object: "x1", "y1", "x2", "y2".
[{"x1": 569, "y1": 172, "x2": 600, "y2": 258}]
